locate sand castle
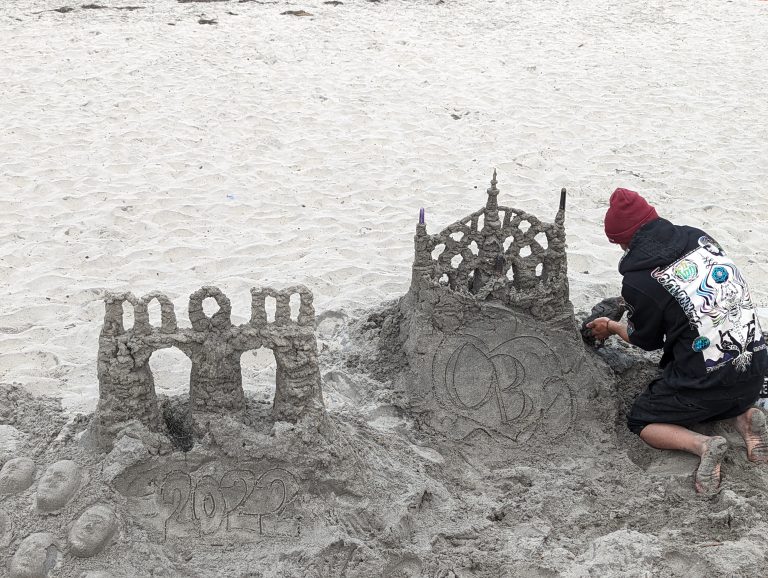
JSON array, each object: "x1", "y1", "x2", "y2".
[
  {"x1": 2, "y1": 287, "x2": 329, "y2": 576},
  {"x1": 89, "y1": 285, "x2": 325, "y2": 449},
  {"x1": 395, "y1": 172, "x2": 597, "y2": 443}
]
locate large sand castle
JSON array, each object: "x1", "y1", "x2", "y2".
[{"x1": 395, "y1": 172, "x2": 587, "y2": 444}]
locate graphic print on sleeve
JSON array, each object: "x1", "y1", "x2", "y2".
[{"x1": 652, "y1": 236, "x2": 766, "y2": 373}]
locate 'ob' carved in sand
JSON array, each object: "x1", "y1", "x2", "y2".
[
  {"x1": 397, "y1": 172, "x2": 587, "y2": 442},
  {"x1": 88, "y1": 285, "x2": 325, "y2": 449}
]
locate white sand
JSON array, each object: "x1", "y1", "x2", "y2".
[{"x1": 2, "y1": 0, "x2": 768, "y2": 413}]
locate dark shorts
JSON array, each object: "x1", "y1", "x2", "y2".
[{"x1": 627, "y1": 376, "x2": 763, "y2": 435}]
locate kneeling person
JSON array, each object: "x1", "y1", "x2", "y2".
[{"x1": 588, "y1": 188, "x2": 768, "y2": 494}]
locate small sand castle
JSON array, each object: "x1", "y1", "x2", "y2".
[
  {"x1": 89, "y1": 285, "x2": 325, "y2": 448},
  {"x1": 1, "y1": 288, "x2": 331, "y2": 576}
]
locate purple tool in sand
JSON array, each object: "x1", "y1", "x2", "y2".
[{"x1": 419, "y1": 208, "x2": 425, "y2": 225}]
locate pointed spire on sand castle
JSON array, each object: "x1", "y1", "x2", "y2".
[
  {"x1": 556, "y1": 187, "x2": 567, "y2": 226},
  {"x1": 484, "y1": 169, "x2": 500, "y2": 230},
  {"x1": 413, "y1": 207, "x2": 431, "y2": 269}
]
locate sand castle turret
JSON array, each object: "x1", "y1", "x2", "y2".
[
  {"x1": 409, "y1": 171, "x2": 569, "y2": 323},
  {"x1": 90, "y1": 285, "x2": 325, "y2": 449}
]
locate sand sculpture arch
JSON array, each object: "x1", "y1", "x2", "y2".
[
  {"x1": 89, "y1": 285, "x2": 325, "y2": 449},
  {"x1": 188, "y1": 286, "x2": 232, "y2": 332},
  {"x1": 135, "y1": 291, "x2": 178, "y2": 335},
  {"x1": 411, "y1": 170, "x2": 568, "y2": 320}
]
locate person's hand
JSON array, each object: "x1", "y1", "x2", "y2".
[{"x1": 586, "y1": 317, "x2": 613, "y2": 341}]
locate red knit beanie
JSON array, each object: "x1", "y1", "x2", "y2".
[{"x1": 604, "y1": 188, "x2": 659, "y2": 245}]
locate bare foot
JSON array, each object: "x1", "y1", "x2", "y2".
[
  {"x1": 694, "y1": 436, "x2": 728, "y2": 495},
  {"x1": 736, "y1": 408, "x2": 768, "y2": 462}
]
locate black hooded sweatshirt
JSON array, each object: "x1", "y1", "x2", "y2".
[{"x1": 619, "y1": 218, "x2": 767, "y2": 398}]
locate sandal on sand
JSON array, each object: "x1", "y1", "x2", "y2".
[
  {"x1": 694, "y1": 437, "x2": 728, "y2": 495},
  {"x1": 747, "y1": 409, "x2": 768, "y2": 463}
]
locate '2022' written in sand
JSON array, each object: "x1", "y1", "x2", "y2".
[{"x1": 159, "y1": 467, "x2": 301, "y2": 541}]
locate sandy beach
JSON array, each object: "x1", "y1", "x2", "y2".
[
  {"x1": 2, "y1": 0, "x2": 768, "y2": 412},
  {"x1": 2, "y1": 0, "x2": 768, "y2": 576}
]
